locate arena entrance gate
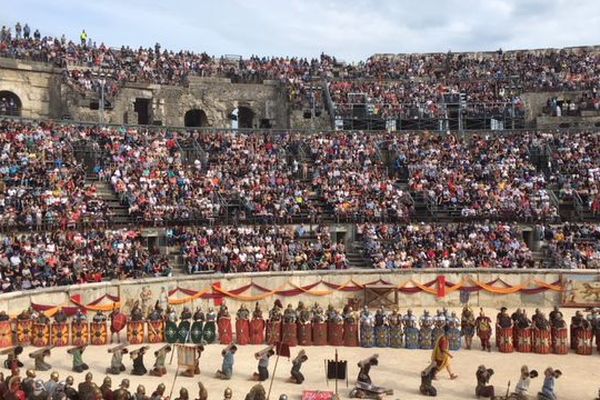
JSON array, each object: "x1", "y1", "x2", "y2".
[
  {"x1": 184, "y1": 109, "x2": 208, "y2": 127},
  {"x1": 0, "y1": 91, "x2": 22, "y2": 117},
  {"x1": 363, "y1": 282, "x2": 398, "y2": 308}
]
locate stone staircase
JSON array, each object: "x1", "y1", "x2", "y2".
[
  {"x1": 345, "y1": 245, "x2": 371, "y2": 269},
  {"x1": 164, "y1": 245, "x2": 185, "y2": 274},
  {"x1": 85, "y1": 174, "x2": 131, "y2": 225}
]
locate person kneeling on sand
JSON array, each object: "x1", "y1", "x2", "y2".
[
  {"x1": 512, "y1": 365, "x2": 538, "y2": 400},
  {"x1": 216, "y1": 345, "x2": 237, "y2": 380}
]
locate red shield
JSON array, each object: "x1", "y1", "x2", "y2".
[
  {"x1": 312, "y1": 322, "x2": 327, "y2": 346},
  {"x1": 327, "y1": 323, "x2": 343, "y2": 346},
  {"x1": 343, "y1": 322, "x2": 358, "y2": 347},
  {"x1": 111, "y1": 313, "x2": 127, "y2": 333},
  {"x1": 250, "y1": 319, "x2": 265, "y2": 345},
  {"x1": 551, "y1": 327, "x2": 568, "y2": 354},
  {"x1": 218, "y1": 318, "x2": 233, "y2": 344},
  {"x1": 498, "y1": 326, "x2": 514, "y2": 353},
  {"x1": 282, "y1": 322, "x2": 298, "y2": 347},
  {"x1": 236, "y1": 320, "x2": 250, "y2": 345},
  {"x1": 576, "y1": 329, "x2": 593, "y2": 355},
  {"x1": 515, "y1": 328, "x2": 532, "y2": 353},
  {"x1": 266, "y1": 321, "x2": 281, "y2": 345},
  {"x1": 533, "y1": 328, "x2": 551, "y2": 354},
  {"x1": 298, "y1": 323, "x2": 312, "y2": 346}
]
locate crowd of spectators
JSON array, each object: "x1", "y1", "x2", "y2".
[
  {"x1": 329, "y1": 49, "x2": 598, "y2": 120},
  {"x1": 541, "y1": 224, "x2": 600, "y2": 269},
  {"x1": 168, "y1": 224, "x2": 347, "y2": 273},
  {"x1": 548, "y1": 131, "x2": 600, "y2": 213},
  {"x1": 386, "y1": 132, "x2": 559, "y2": 220},
  {"x1": 0, "y1": 228, "x2": 170, "y2": 292},
  {"x1": 308, "y1": 132, "x2": 414, "y2": 222},
  {"x1": 359, "y1": 223, "x2": 534, "y2": 269},
  {"x1": 0, "y1": 119, "x2": 110, "y2": 230},
  {"x1": 197, "y1": 131, "x2": 314, "y2": 223},
  {"x1": 4, "y1": 120, "x2": 598, "y2": 227}
]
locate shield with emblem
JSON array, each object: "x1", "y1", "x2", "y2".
[
  {"x1": 51, "y1": 323, "x2": 69, "y2": 346},
  {"x1": 16, "y1": 319, "x2": 32, "y2": 345},
  {"x1": 533, "y1": 328, "x2": 551, "y2": 354},
  {"x1": 71, "y1": 322, "x2": 89, "y2": 346},
  {"x1": 177, "y1": 320, "x2": 190, "y2": 343},
  {"x1": 448, "y1": 327, "x2": 461, "y2": 351},
  {"x1": 551, "y1": 327, "x2": 568, "y2": 354},
  {"x1": 32, "y1": 323, "x2": 50, "y2": 347},
  {"x1": 419, "y1": 327, "x2": 433, "y2": 350},
  {"x1": 90, "y1": 322, "x2": 108, "y2": 345},
  {"x1": 165, "y1": 321, "x2": 179, "y2": 344},
  {"x1": 389, "y1": 325, "x2": 403, "y2": 348},
  {"x1": 576, "y1": 329, "x2": 593, "y2": 355},
  {"x1": 147, "y1": 321, "x2": 164, "y2": 343},
  {"x1": 405, "y1": 327, "x2": 419, "y2": 349},
  {"x1": 127, "y1": 321, "x2": 145, "y2": 344},
  {"x1": 0, "y1": 321, "x2": 13, "y2": 348},
  {"x1": 191, "y1": 321, "x2": 204, "y2": 344},
  {"x1": 374, "y1": 325, "x2": 389, "y2": 347},
  {"x1": 360, "y1": 324, "x2": 374, "y2": 348},
  {"x1": 203, "y1": 321, "x2": 216, "y2": 344}
]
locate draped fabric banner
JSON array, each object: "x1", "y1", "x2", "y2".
[
  {"x1": 31, "y1": 294, "x2": 121, "y2": 317},
  {"x1": 28, "y1": 276, "x2": 564, "y2": 310},
  {"x1": 163, "y1": 276, "x2": 563, "y2": 304}
]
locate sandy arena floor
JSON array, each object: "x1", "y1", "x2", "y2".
[{"x1": 9, "y1": 307, "x2": 600, "y2": 400}]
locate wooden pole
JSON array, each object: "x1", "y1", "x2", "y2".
[
  {"x1": 334, "y1": 349, "x2": 338, "y2": 397},
  {"x1": 268, "y1": 326, "x2": 288, "y2": 400},
  {"x1": 266, "y1": 344, "x2": 280, "y2": 400},
  {"x1": 169, "y1": 345, "x2": 181, "y2": 399}
]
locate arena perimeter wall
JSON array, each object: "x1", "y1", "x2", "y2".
[{"x1": 1, "y1": 269, "x2": 594, "y2": 314}]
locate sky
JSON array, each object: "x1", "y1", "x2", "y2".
[{"x1": 1, "y1": 0, "x2": 599, "y2": 62}]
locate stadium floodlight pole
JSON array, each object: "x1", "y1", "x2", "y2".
[
  {"x1": 511, "y1": 100, "x2": 515, "y2": 130},
  {"x1": 99, "y1": 76, "x2": 106, "y2": 125},
  {"x1": 458, "y1": 101, "x2": 463, "y2": 136},
  {"x1": 310, "y1": 88, "x2": 315, "y2": 131}
]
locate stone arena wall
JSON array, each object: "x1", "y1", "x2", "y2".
[
  {"x1": 0, "y1": 60, "x2": 290, "y2": 129},
  {"x1": 0, "y1": 269, "x2": 588, "y2": 316}
]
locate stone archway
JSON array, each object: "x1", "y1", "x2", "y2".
[
  {"x1": 184, "y1": 109, "x2": 208, "y2": 127},
  {"x1": 0, "y1": 91, "x2": 22, "y2": 117},
  {"x1": 238, "y1": 106, "x2": 255, "y2": 129}
]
